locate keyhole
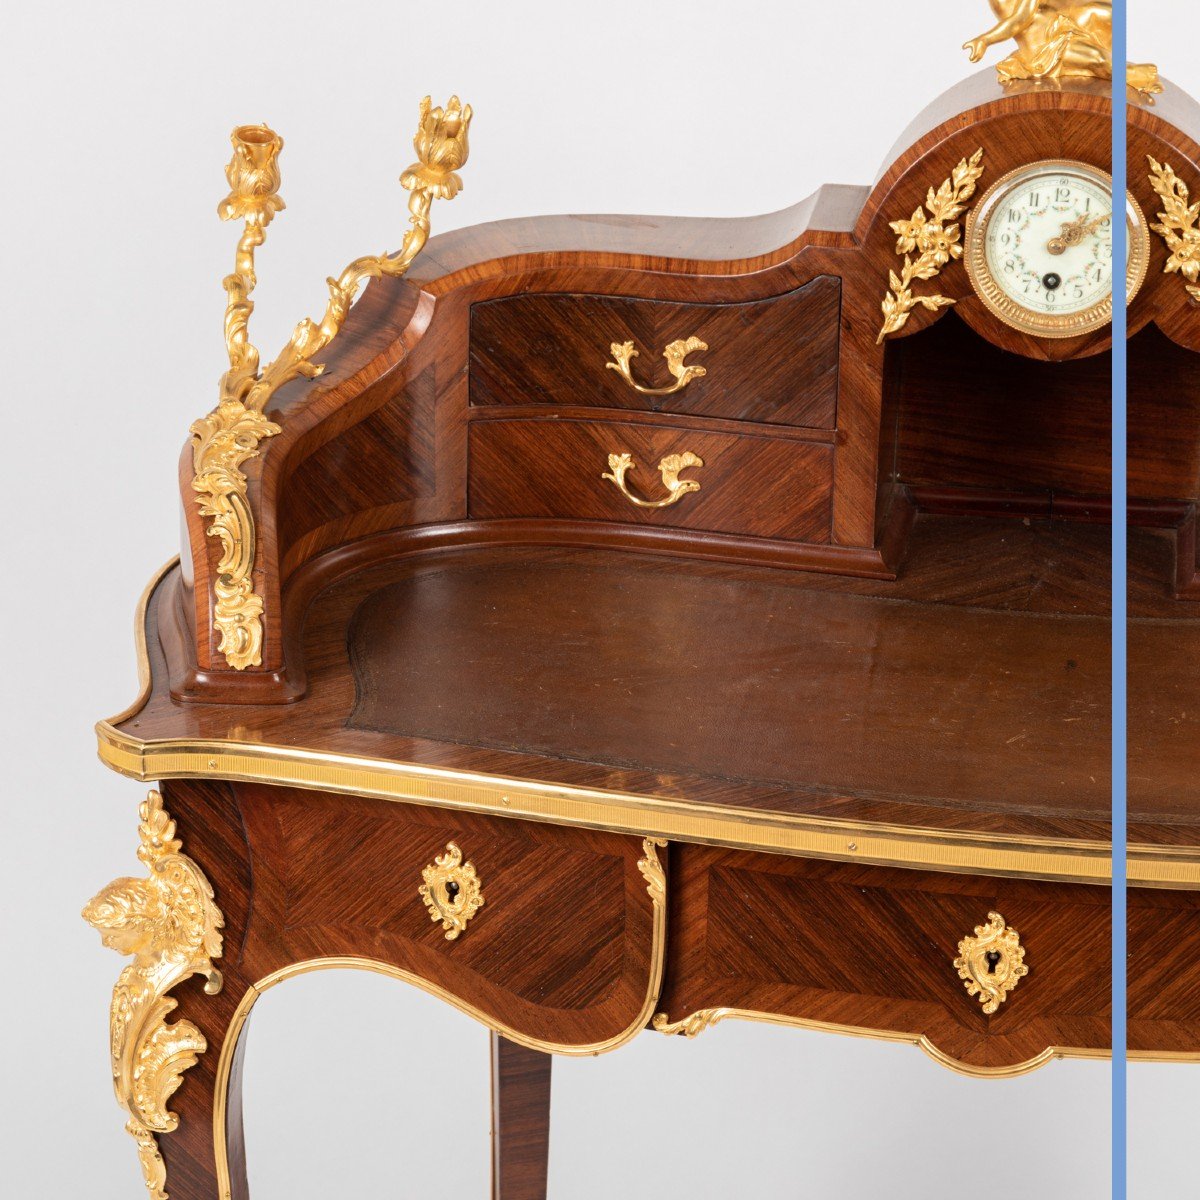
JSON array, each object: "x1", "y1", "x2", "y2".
[
  {"x1": 984, "y1": 950, "x2": 1002, "y2": 975},
  {"x1": 444, "y1": 880, "x2": 461, "y2": 905}
]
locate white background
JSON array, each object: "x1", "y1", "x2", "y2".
[{"x1": 0, "y1": 2, "x2": 1190, "y2": 1197}]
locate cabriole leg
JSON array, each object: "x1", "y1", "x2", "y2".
[{"x1": 84, "y1": 787, "x2": 247, "y2": 1199}]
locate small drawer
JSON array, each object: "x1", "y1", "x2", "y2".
[
  {"x1": 468, "y1": 417, "x2": 834, "y2": 543},
  {"x1": 236, "y1": 785, "x2": 666, "y2": 1052},
  {"x1": 657, "y1": 848, "x2": 1110, "y2": 1073},
  {"x1": 469, "y1": 278, "x2": 841, "y2": 429}
]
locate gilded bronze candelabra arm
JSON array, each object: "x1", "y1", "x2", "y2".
[
  {"x1": 189, "y1": 96, "x2": 472, "y2": 672},
  {"x1": 216, "y1": 123, "x2": 285, "y2": 403},
  {"x1": 245, "y1": 182, "x2": 438, "y2": 409}
]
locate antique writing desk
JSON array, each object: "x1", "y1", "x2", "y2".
[{"x1": 86, "y1": 22, "x2": 1200, "y2": 1200}]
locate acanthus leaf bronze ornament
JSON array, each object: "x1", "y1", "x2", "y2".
[
  {"x1": 1147, "y1": 156, "x2": 1200, "y2": 304},
  {"x1": 877, "y1": 149, "x2": 985, "y2": 343},
  {"x1": 638, "y1": 837, "x2": 667, "y2": 905},
  {"x1": 962, "y1": 1, "x2": 1160, "y2": 94},
  {"x1": 606, "y1": 336, "x2": 708, "y2": 396},
  {"x1": 419, "y1": 842, "x2": 485, "y2": 940},
  {"x1": 82, "y1": 790, "x2": 224, "y2": 1200},
  {"x1": 953, "y1": 911, "x2": 1029, "y2": 1014},
  {"x1": 192, "y1": 97, "x2": 472, "y2": 669},
  {"x1": 602, "y1": 451, "x2": 704, "y2": 508},
  {"x1": 652, "y1": 1008, "x2": 723, "y2": 1038}
]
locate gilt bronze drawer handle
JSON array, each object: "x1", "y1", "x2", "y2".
[
  {"x1": 953, "y1": 911, "x2": 1028, "y2": 1014},
  {"x1": 419, "y1": 842, "x2": 485, "y2": 940},
  {"x1": 602, "y1": 451, "x2": 704, "y2": 509},
  {"x1": 606, "y1": 336, "x2": 708, "y2": 395}
]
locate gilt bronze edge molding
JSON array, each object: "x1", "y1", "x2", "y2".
[
  {"x1": 97, "y1": 559, "x2": 1190, "y2": 888},
  {"x1": 651, "y1": 1007, "x2": 1109, "y2": 1079},
  {"x1": 95, "y1": 723, "x2": 1145, "y2": 886}
]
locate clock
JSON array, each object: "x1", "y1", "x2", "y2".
[{"x1": 963, "y1": 159, "x2": 1151, "y2": 338}]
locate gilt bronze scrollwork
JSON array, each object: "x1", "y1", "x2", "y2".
[
  {"x1": 82, "y1": 791, "x2": 225, "y2": 1199},
  {"x1": 419, "y1": 842, "x2": 485, "y2": 940},
  {"x1": 954, "y1": 911, "x2": 1029, "y2": 1014},
  {"x1": 606, "y1": 337, "x2": 708, "y2": 396},
  {"x1": 602, "y1": 451, "x2": 705, "y2": 509}
]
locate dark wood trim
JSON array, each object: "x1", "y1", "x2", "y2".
[{"x1": 491, "y1": 1035, "x2": 552, "y2": 1200}]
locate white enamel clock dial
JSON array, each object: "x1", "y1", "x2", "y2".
[{"x1": 964, "y1": 160, "x2": 1150, "y2": 338}]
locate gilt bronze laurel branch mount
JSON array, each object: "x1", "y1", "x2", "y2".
[
  {"x1": 1147, "y1": 156, "x2": 1200, "y2": 304},
  {"x1": 877, "y1": 149, "x2": 986, "y2": 343},
  {"x1": 192, "y1": 97, "x2": 472, "y2": 670}
]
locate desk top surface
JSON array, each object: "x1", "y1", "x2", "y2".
[{"x1": 98, "y1": 514, "x2": 1200, "y2": 887}]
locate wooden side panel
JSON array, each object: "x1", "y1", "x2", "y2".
[
  {"x1": 468, "y1": 418, "x2": 833, "y2": 542},
  {"x1": 277, "y1": 364, "x2": 439, "y2": 558},
  {"x1": 469, "y1": 280, "x2": 841, "y2": 429},
  {"x1": 890, "y1": 314, "x2": 1111, "y2": 502},
  {"x1": 1128, "y1": 323, "x2": 1200, "y2": 503}
]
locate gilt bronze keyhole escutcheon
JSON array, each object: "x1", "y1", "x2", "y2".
[
  {"x1": 419, "y1": 842, "x2": 485, "y2": 940},
  {"x1": 953, "y1": 912, "x2": 1028, "y2": 1014}
]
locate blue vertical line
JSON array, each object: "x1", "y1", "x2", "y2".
[{"x1": 1112, "y1": 2, "x2": 1128, "y2": 1199}]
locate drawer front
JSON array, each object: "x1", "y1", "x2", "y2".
[
  {"x1": 1129, "y1": 886, "x2": 1200, "y2": 1055},
  {"x1": 469, "y1": 279, "x2": 841, "y2": 429},
  {"x1": 658, "y1": 847, "x2": 1110, "y2": 1073},
  {"x1": 233, "y1": 784, "x2": 665, "y2": 1052},
  {"x1": 468, "y1": 418, "x2": 834, "y2": 543}
]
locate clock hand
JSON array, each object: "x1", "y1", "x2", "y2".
[{"x1": 1047, "y1": 212, "x2": 1111, "y2": 255}]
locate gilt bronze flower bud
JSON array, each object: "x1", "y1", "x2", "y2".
[
  {"x1": 400, "y1": 95, "x2": 472, "y2": 200},
  {"x1": 217, "y1": 123, "x2": 286, "y2": 226}
]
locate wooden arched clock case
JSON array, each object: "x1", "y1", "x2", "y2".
[{"x1": 83, "y1": 10, "x2": 1200, "y2": 1199}]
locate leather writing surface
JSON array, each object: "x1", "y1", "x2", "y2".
[{"x1": 348, "y1": 547, "x2": 1109, "y2": 819}]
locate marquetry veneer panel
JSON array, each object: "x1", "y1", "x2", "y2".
[
  {"x1": 197, "y1": 783, "x2": 661, "y2": 1050},
  {"x1": 659, "y1": 847, "x2": 1111, "y2": 1071},
  {"x1": 469, "y1": 279, "x2": 841, "y2": 428},
  {"x1": 467, "y1": 418, "x2": 833, "y2": 542},
  {"x1": 1128, "y1": 886, "x2": 1200, "y2": 1054}
]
